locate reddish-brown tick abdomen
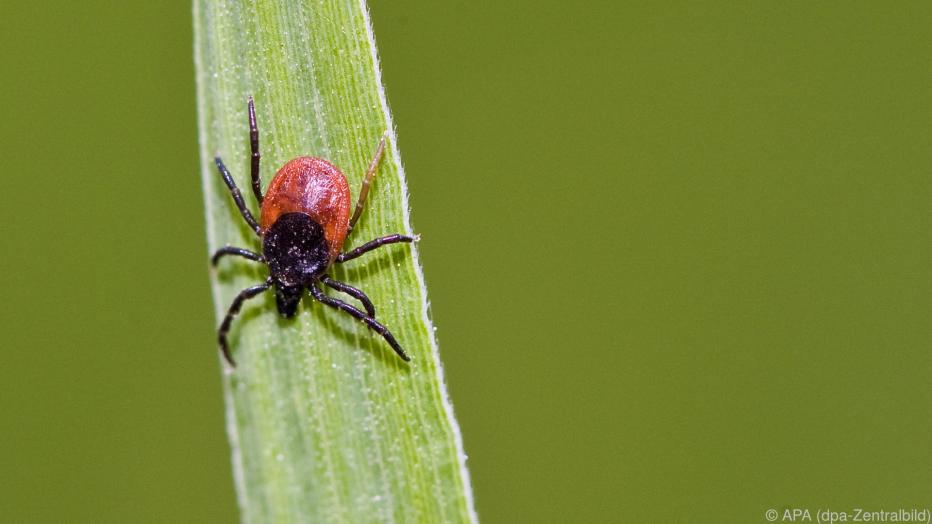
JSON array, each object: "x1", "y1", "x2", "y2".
[{"x1": 260, "y1": 157, "x2": 351, "y2": 263}]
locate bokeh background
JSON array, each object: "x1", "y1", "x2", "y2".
[{"x1": 2, "y1": 2, "x2": 931, "y2": 523}]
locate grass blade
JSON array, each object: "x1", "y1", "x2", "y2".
[{"x1": 193, "y1": 1, "x2": 477, "y2": 521}]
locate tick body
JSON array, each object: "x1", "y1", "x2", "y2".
[{"x1": 211, "y1": 96, "x2": 415, "y2": 366}]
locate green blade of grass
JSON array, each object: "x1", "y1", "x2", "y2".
[{"x1": 193, "y1": 1, "x2": 476, "y2": 521}]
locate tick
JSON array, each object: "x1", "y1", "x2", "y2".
[{"x1": 211, "y1": 96, "x2": 416, "y2": 366}]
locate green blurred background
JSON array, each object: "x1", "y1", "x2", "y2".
[{"x1": 2, "y1": 2, "x2": 931, "y2": 522}]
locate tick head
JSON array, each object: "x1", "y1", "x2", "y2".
[{"x1": 274, "y1": 284, "x2": 303, "y2": 319}]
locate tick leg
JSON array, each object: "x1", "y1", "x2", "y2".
[
  {"x1": 211, "y1": 246, "x2": 265, "y2": 266},
  {"x1": 348, "y1": 133, "x2": 387, "y2": 233},
  {"x1": 321, "y1": 275, "x2": 376, "y2": 318},
  {"x1": 247, "y1": 96, "x2": 263, "y2": 205},
  {"x1": 218, "y1": 278, "x2": 272, "y2": 366},
  {"x1": 337, "y1": 234, "x2": 416, "y2": 263},
  {"x1": 215, "y1": 156, "x2": 262, "y2": 236},
  {"x1": 309, "y1": 284, "x2": 410, "y2": 362}
]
